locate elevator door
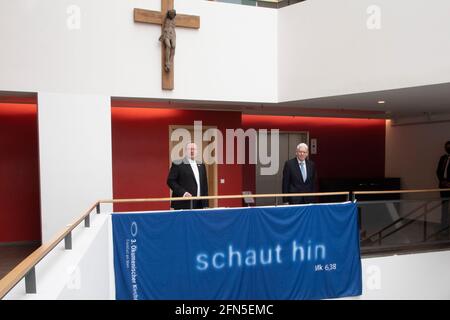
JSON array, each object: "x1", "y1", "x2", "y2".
[{"x1": 255, "y1": 132, "x2": 308, "y2": 206}]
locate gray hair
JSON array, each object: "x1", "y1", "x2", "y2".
[
  {"x1": 185, "y1": 142, "x2": 198, "y2": 150},
  {"x1": 296, "y1": 143, "x2": 309, "y2": 151}
]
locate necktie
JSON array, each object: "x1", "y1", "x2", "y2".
[{"x1": 300, "y1": 162, "x2": 306, "y2": 182}]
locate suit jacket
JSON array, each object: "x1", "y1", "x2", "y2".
[
  {"x1": 282, "y1": 158, "x2": 316, "y2": 204},
  {"x1": 167, "y1": 159, "x2": 209, "y2": 209},
  {"x1": 436, "y1": 154, "x2": 450, "y2": 197}
]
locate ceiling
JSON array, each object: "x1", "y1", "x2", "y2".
[
  {"x1": 279, "y1": 82, "x2": 450, "y2": 117},
  {"x1": 0, "y1": 91, "x2": 36, "y2": 104},
  {"x1": 112, "y1": 82, "x2": 450, "y2": 121},
  {"x1": 2, "y1": 82, "x2": 450, "y2": 122}
]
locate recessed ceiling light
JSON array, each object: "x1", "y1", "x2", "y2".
[{"x1": 378, "y1": 100, "x2": 385, "y2": 104}]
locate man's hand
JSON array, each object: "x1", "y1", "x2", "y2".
[{"x1": 183, "y1": 192, "x2": 192, "y2": 197}]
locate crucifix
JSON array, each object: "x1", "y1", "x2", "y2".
[{"x1": 134, "y1": 0, "x2": 200, "y2": 90}]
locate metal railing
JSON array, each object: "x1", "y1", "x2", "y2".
[
  {"x1": 100, "y1": 191, "x2": 350, "y2": 208},
  {"x1": 361, "y1": 200, "x2": 443, "y2": 245},
  {"x1": 207, "y1": 0, "x2": 306, "y2": 9},
  {"x1": 0, "y1": 191, "x2": 347, "y2": 299},
  {"x1": 352, "y1": 188, "x2": 450, "y2": 199},
  {"x1": 354, "y1": 188, "x2": 450, "y2": 251},
  {"x1": 0, "y1": 202, "x2": 100, "y2": 299},
  {"x1": 1, "y1": 188, "x2": 449, "y2": 298}
]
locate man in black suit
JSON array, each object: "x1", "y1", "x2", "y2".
[
  {"x1": 282, "y1": 143, "x2": 316, "y2": 205},
  {"x1": 167, "y1": 143, "x2": 209, "y2": 210},
  {"x1": 436, "y1": 140, "x2": 450, "y2": 236}
]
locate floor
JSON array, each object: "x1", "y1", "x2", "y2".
[{"x1": 0, "y1": 244, "x2": 40, "y2": 280}]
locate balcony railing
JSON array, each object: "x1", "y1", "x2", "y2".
[
  {"x1": 207, "y1": 0, "x2": 306, "y2": 9},
  {"x1": 1, "y1": 188, "x2": 449, "y2": 299}
]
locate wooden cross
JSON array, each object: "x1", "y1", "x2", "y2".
[{"x1": 134, "y1": 0, "x2": 200, "y2": 90}]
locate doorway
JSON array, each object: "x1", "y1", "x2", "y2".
[
  {"x1": 255, "y1": 131, "x2": 308, "y2": 206},
  {"x1": 0, "y1": 96, "x2": 41, "y2": 279},
  {"x1": 168, "y1": 125, "x2": 218, "y2": 208}
]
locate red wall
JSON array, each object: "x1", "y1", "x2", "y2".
[
  {"x1": 242, "y1": 115, "x2": 386, "y2": 193},
  {"x1": 0, "y1": 104, "x2": 41, "y2": 243},
  {"x1": 111, "y1": 107, "x2": 243, "y2": 212},
  {"x1": 112, "y1": 110, "x2": 386, "y2": 211}
]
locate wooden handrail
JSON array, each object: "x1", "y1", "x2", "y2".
[
  {"x1": 99, "y1": 192, "x2": 350, "y2": 204},
  {"x1": 0, "y1": 192, "x2": 349, "y2": 299},
  {"x1": 0, "y1": 225, "x2": 71, "y2": 299},
  {"x1": 0, "y1": 193, "x2": 349, "y2": 299},
  {"x1": 353, "y1": 188, "x2": 450, "y2": 196},
  {"x1": 1, "y1": 188, "x2": 447, "y2": 299},
  {"x1": 0, "y1": 202, "x2": 99, "y2": 299}
]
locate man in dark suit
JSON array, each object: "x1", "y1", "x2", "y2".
[
  {"x1": 167, "y1": 143, "x2": 209, "y2": 210},
  {"x1": 282, "y1": 143, "x2": 316, "y2": 205},
  {"x1": 436, "y1": 140, "x2": 450, "y2": 236}
]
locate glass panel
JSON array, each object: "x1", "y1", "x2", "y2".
[
  {"x1": 211, "y1": 0, "x2": 257, "y2": 6},
  {"x1": 207, "y1": 0, "x2": 307, "y2": 9},
  {"x1": 358, "y1": 197, "x2": 450, "y2": 251}
]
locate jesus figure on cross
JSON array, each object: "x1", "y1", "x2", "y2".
[{"x1": 159, "y1": 9, "x2": 177, "y2": 72}]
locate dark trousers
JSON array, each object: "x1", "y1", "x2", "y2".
[
  {"x1": 288, "y1": 196, "x2": 315, "y2": 205},
  {"x1": 173, "y1": 199, "x2": 205, "y2": 210}
]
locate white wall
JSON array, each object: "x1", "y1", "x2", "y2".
[
  {"x1": 385, "y1": 119, "x2": 450, "y2": 222},
  {"x1": 0, "y1": 0, "x2": 277, "y2": 103},
  {"x1": 385, "y1": 120, "x2": 450, "y2": 190},
  {"x1": 38, "y1": 92, "x2": 113, "y2": 242},
  {"x1": 4, "y1": 213, "x2": 112, "y2": 300},
  {"x1": 3, "y1": 0, "x2": 450, "y2": 103},
  {"x1": 2, "y1": 0, "x2": 449, "y2": 256},
  {"x1": 5, "y1": 211, "x2": 450, "y2": 300},
  {"x1": 57, "y1": 215, "x2": 114, "y2": 299},
  {"x1": 357, "y1": 250, "x2": 450, "y2": 299},
  {"x1": 278, "y1": 0, "x2": 450, "y2": 102}
]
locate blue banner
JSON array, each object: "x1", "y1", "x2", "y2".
[{"x1": 112, "y1": 202, "x2": 362, "y2": 300}]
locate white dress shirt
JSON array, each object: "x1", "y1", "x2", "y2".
[{"x1": 188, "y1": 158, "x2": 201, "y2": 196}]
